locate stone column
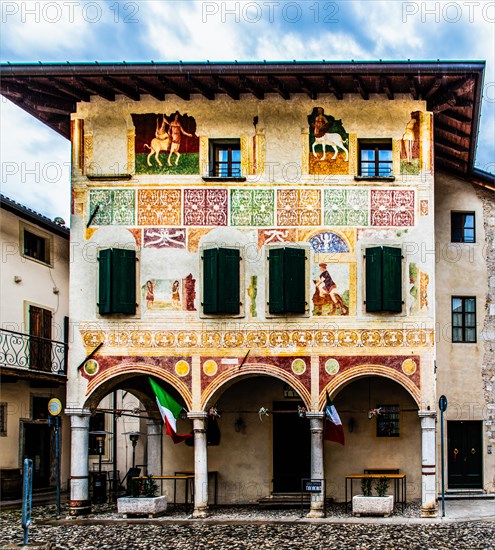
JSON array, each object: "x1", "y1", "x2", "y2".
[
  {"x1": 66, "y1": 409, "x2": 91, "y2": 516},
  {"x1": 188, "y1": 412, "x2": 209, "y2": 517},
  {"x1": 419, "y1": 410, "x2": 438, "y2": 517},
  {"x1": 306, "y1": 412, "x2": 325, "y2": 518},
  {"x1": 146, "y1": 420, "x2": 162, "y2": 477}
]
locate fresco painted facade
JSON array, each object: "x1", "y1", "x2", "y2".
[{"x1": 62, "y1": 73, "x2": 495, "y2": 520}]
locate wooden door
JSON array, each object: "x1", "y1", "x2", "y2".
[
  {"x1": 29, "y1": 306, "x2": 52, "y2": 371},
  {"x1": 272, "y1": 402, "x2": 310, "y2": 493},
  {"x1": 447, "y1": 421, "x2": 482, "y2": 488}
]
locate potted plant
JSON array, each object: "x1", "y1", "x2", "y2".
[
  {"x1": 352, "y1": 477, "x2": 394, "y2": 517},
  {"x1": 117, "y1": 475, "x2": 168, "y2": 518}
]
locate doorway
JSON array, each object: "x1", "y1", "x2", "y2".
[
  {"x1": 23, "y1": 422, "x2": 52, "y2": 489},
  {"x1": 272, "y1": 401, "x2": 311, "y2": 493},
  {"x1": 447, "y1": 421, "x2": 482, "y2": 489}
]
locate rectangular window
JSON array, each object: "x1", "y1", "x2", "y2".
[
  {"x1": 452, "y1": 297, "x2": 476, "y2": 343},
  {"x1": 88, "y1": 412, "x2": 105, "y2": 455},
  {"x1": 451, "y1": 212, "x2": 475, "y2": 243},
  {"x1": 0, "y1": 403, "x2": 7, "y2": 436},
  {"x1": 202, "y1": 248, "x2": 241, "y2": 315},
  {"x1": 209, "y1": 139, "x2": 241, "y2": 177},
  {"x1": 22, "y1": 226, "x2": 52, "y2": 265},
  {"x1": 268, "y1": 247, "x2": 307, "y2": 315},
  {"x1": 98, "y1": 248, "x2": 137, "y2": 315},
  {"x1": 365, "y1": 246, "x2": 402, "y2": 313},
  {"x1": 376, "y1": 405, "x2": 400, "y2": 437},
  {"x1": 359, "y1": 139, "x2": 393, "y2": 177},
  {"x1": 29, "y1": 305, "x2": 52, "y2": 371}
]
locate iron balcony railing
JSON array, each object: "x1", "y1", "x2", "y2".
[{"x1": 0, "y1": 329, "x2": 67, "y2": 375}]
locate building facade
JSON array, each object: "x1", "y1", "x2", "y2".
[
  {"x1": 1, "y1": 61, "x2": 493, "y2": 517},
  {"x1": 0, "y1": 195, "x2": 70, "y2": 497}
]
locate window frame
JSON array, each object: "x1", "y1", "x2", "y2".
[
  {"x1": 265, "y1": 243, "x2": 310, "y2": 318},
  {"x1": 97, "y1": 247, "x2": 140, "y2": 317},
  {"x1": 20, "y1": 222, "x2": 53, "y2": 267},
  {"x1": 364, "y1": 245, "x2": 404, "y2": 315},
  {"x1": 200, "y1": 245, "x2": 245, "y2": 318},
  {"x1": 451, "y1": 296, "x2": 477, "y2": 343},
  {"x1": 376, "y1": 405, "x2": 400, "y2": 438},
  {"x1": 451, "y1": 211, "x2": 476, "y2": 243},
  {"x1": 358, "y1": 138, "x2": 393, "y2": 178},
  {"x1": 209, "y1": 139, "x2": 242, "y2": 178}
]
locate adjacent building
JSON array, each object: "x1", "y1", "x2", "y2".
[
  {"x1": 0, "y1": 195, "x2": 70, "y2": 497},
  {"x1": 1, "y1": 61, "x2": 493, "y2": 517}
]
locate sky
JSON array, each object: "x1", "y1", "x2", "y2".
[{"x1": 0, "y1": 0, "x2": 494, "y2": 223}]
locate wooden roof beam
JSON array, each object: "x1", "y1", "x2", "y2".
[
  {"x1": 187, "y1": 75, "x2": 215, "y2": 100},
  {"x1": 212, "y1": 75, "x2": 240, "y2": 100},
  {"x1": 157, "y1": 76, "x2": 190, "y2": 101},
  {"x1": 268, "y1": 75, "x2": 290, "y2": 100},
  {"x1": 441, "y1": 110, "x2": 472, "y2": 124},
  {"x1": 408, "y1": 76, "x2": 419, "y2": 100},
  {"x1": 296, "y1": 75, "x2": 317, "y2": 100},
  {"x1": 326, "y1": 76, "x2": 343, "y2": 100},
  {"x1": 380, "y1": 76, "x2": 394, "y2": 99},
  {"x1": 51, "y1": 78, "x2": 91, "y2": 102},
  {"x1": 353, "y1": 76, "x2": 369, "y2": 100},
  {"x1": 435, "y1": 135, "x2": 470, "y2": 154},
  {"x1": 132, "y1": 77, "x2": 165, "y2": 101},
  {"x1": 79, "y1": 78, "x2": 116, "y2": 101},
  {"x1": 238, "y1": 75, "x2": 264, "y2": 100},
  {"x1": 103, "y1": 76, "x2": 140, "y2": 101},
  {"x1": 436, "y1": 122, "x2": 470, "y2": 139},
  {"x1": 423, "y1": 77, "x2": 444, "y2": 99}
]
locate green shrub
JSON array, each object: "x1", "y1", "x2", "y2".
[
  {"x1": 361, "y1": 477, "x2": 373, "y2": 497},
  {"x1": 375, "y1": 477, "x2": 390, "y2": 497}
]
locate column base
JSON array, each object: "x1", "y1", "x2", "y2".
[
  {"x1": 420, "y1": 503, "x2": 438, "y2": 518},
  {"x1": 69, "y1": 500, "x2": 91, "y2": 516},
  {"x1": 306, "y1": 508, "x2": 326, "y2": 518},
  {"x1": 193, "y1": 506, "x2": 209, "y2": 518}
]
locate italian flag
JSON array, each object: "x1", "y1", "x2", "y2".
[
  {"x1": 149, "y1": 378, "x2": 192, "y2": 444},
  {"x1": 324, "y1": 392, "x2": 345, "y2": 445}
]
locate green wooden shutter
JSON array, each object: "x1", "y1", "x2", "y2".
[
  {"x1": 268, "y1": 248, "x2": 285, "y2": 314},
  {"x1": 218, "y1": 248, "x2": 240, "y2": 314},
  {"x1": 98, "y1": 248, "x2": 112, "y2": 314},
  {"x1": 284, "y1": 247, "x2": 306, "y2": 313},
  {"x1": 203, "y1": 248, "x2": 219, "y2": 314},
  {"x1": 382, "y1": 246, "x2": 402, "y2": 312},
  {"x1": 365, "y1": 247, "x2": 383, "y2": 312},
  {"x1": 112, "y1": 249, "x2": 137, "y2": 314}
]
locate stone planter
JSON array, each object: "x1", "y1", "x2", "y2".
[
  {"x1": 352, "y1": 495, "x2": 394, "y2": 517},
  {"x1": 117, "y1": 495, "x2": 168, "y2": 518}
]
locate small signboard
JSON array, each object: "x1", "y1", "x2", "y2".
[
  {"x1": 48, "y1": 398, "x2": 62, "y2": 416},
  {"x1": 303, "y1": 480, "x2": 322, "y2": 492}
]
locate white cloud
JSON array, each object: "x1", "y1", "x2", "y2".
[{"x1": 0, "y1": 99, "x2": 71, "y2": 222}]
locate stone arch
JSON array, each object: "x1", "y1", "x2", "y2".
[
  {"x1": 85, "y1": 362, "x2": 192, "y2": 411},
  {"x1": 201, "y1": 363, "x2": 311, "y2": 410},
  {"x1": 319, "y1": 365, "x2": 421, "y2": 410}
]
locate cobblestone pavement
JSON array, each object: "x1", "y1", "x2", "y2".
[{"x1": 1, "y1": 504, "x2": 493, "y2": 549}]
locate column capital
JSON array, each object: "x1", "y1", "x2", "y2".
[
  {"x1": 65, "y1": 407, "x2": 92, "y2": 417},
  {"x1": 188, "y1": 411, "x2": 208, "y2": 420},
  {"x1": 418, "y1": 410, "x2": 437, "y2": 419}
]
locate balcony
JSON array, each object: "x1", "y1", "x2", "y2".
[{"x1": 0, "y1": 329, "x2": 67, "y2": 380}]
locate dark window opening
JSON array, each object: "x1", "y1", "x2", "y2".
[
  {"x1": 0, "y1": 403, "x2": 7, "y2": 436},
  {"x1": 359, "y1": 139, "x2": 393, "y2": 177},
  {"x1": 209, "y1": 139, "x2": 241, "y2": 177},
  {"x1": 376, "y1": 405, "x2": 400, "y2": 437},
  {"x1": 452, "y1": 297, "x2": 476, "y2": 343},
  {"x1": 451, "y1": 212, "x2": 475, "y2": 243},
  {"x1": 32, "y1": 396, "x2": 50, "y2": 420},
  {"x1": 24, "y1": 230, "x2": 49, "y2": 264},
  {"x1": 89, "y1": 413, "x2": 106, "y2": 455}
]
